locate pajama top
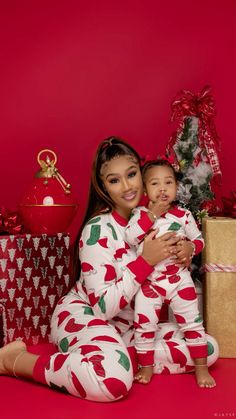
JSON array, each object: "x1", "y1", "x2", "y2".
[
  {"x1": 125, "y1": 205, "x2": 204, "y2": 279},
  {"x1": 70, "y1": 210, "x2": 154, "y2": 336}
]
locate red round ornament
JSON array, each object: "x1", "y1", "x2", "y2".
[{"x1": 19, "y1": 149, "x2": 78, "y2": 234}]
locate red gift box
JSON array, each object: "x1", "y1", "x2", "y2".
[{"x1": 0, "y1": 233, "x2": 74, "y2": 345}]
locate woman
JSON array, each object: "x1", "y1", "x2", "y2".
[{"x1": 0, "y1": 137, "x2": 218, "y2": 401}]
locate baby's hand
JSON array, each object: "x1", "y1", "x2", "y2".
[
  {"x1": 175, "y1": 240, "x2": 193, "y2": 267},
  {"x1": 148, "y1": 200, "x2": 170, "y2": 218}
]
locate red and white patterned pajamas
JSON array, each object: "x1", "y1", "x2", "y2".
[
  {"x1": 126, "y1": 206, "x2": 208, "y2": 367},
  {"x1": 33, "y1": 210, "x2": 218, "y2": 401}
]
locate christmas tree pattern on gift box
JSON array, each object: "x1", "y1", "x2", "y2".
[{"x1": 0, "y1": 233, "x2": 72, "y2": 345}]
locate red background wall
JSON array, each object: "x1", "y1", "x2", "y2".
[{"x1": 1, "y1": 0, "x2": 236, "y2": 239}]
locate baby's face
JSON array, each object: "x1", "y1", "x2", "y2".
[{"x1": 144, "y1": 165, "x2": 177, "y2": 204}]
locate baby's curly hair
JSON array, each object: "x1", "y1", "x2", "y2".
[{"x1": 142, "y1": 158, "x2": 183, "y2": 183}]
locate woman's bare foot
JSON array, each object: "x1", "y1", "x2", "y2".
[
  {"x1": 134, "y1": 366, "x2": 154, "y2": 384},
  {"x1": 0, "y1": 341, "x2": 27, "y2": 376},
  {"x1": 195, "y1": 365, "x2": 216, "y2": 388}
]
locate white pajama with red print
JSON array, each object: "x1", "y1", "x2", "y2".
[
  {"x1": 126, "y1": 205, "x2": 208, "y2": 367},
  {"x1": 33, "y1": 210, "x2": 218, "y2": 402}
]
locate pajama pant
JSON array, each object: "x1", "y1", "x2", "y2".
[
  {"x1": 134, "y1": 270, "x2": 208, "y2": 367},
  {"x1": 33, "y1": 294, "x2": 219, "y2": 402}
]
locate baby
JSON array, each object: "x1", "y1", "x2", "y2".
[{"x1": 125, "y1": 158, "x2": 216, "y2": 388}]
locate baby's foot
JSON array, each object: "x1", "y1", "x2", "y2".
[
  {"x1": 0, "y1": 341, "x2": 26, "y2": 376},
  {"x1": 134, "y1": 366, "x2": 154, "y2": 384},
  {"x1": 195, "y1": 365, "x2": 216, "y2": 388}
]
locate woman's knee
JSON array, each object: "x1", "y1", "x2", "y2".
[
  {"x1": 99, "y1": 351, "x2": 134, "y2": 401},
  {"x1": 101, "y1": 371, "x2": 133, "y2": 401}
]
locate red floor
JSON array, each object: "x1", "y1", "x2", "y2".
[{"x1": 1, "y1": 357, "x2": 235, "y2": 419}]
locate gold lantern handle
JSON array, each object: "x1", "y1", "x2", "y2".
[
  {"x1": 36, "y1": 149, "x2": 71, "y2": 194},
  {"x1": 37, "y1": 149, "x2": 57, "y2": 167}
]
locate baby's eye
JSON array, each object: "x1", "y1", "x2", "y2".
[
  {"x1": 128, "y1": 171, "x2": 137, "y2": 178},
  {"x1": 166, "y1": 180, "x2": 173, "y2": 185},
  {"x1": 151, "y1": 182, "x2": 158, "y2": 186}
]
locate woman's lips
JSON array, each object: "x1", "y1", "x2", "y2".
[{"x1": 123, "y1": 191, "x2": 137, "y2": 201}]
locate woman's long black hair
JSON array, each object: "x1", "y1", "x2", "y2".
[{"x1": 72, "y1": 136, "x2": 141, "y2": 281}]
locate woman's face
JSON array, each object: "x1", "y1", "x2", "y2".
[{"x1": 100, "y1": 154, "x2": 143, "y2": 219}]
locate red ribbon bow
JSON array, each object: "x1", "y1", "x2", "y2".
[
  {"x1": 167, "y1": 85, "x2": 221, "y2": 182},
  {"x1": 141, "y1": 154, "x2": 153, "y2": 167},
  {"x1": 171, "y1": 85, "x2": 217, "y2": 123},
  {"x1": 141, "y1": 154, "x2": 179, "y2": 171},
  {"x1": 0, "y1": 207, "x2": 23, "y2": 235},
  {"x1": 159, "y1": 154, "x2": 175, "y2": 165}
]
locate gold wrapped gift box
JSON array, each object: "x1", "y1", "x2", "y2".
[{"x1": 202, "y1": 217, "x2": 236, "y2": 358}]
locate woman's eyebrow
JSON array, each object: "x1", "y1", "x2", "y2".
[
  {"x1": 105, "y1": 164, "x2": 138, "y2": 180},
  {"x1": 105, "y1": 172, "x2": 119, "y2": 179}
]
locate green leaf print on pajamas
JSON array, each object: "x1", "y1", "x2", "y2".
[
  {"x1": 207, "y1": 341, "x2": 214, "y2": 356},
  {"x1": 59, "y1": 337, "x2": 69, "y2": 352},
  {"x1": 87, "y1": 217, "x2": 101, "y2": 225},
  {"x1": 116, "y1": 350, "x2": 130, "y2": 371},
  {"x1": 168, "y1": 222, "x2": 181, "y2": 231},
  {"x1": 98, "y1": 295, "x2": 106, "y2": 313},
  {"x1": 83, "y1": 306, "x2": 94, "y2": 315},
  {"x1": 107, "y1": 223, "x2": 118, "y2": 240},
  {"x1": 86, "y1": 224, "x2": 101, "y2": 245},
  {"x1": 194, "y1": 313, "x2": 202, "y2": 323}
]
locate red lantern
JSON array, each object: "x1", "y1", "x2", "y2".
[{"x1": 19, "y1": 149, "x2": 78, "y2": 234}]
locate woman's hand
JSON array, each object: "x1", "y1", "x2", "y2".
[
  {"x1": 141, "y1": 229, "x2": 180, "y2": 266},
  {"x1": 175, "y1": 240, "x2": 194, "y2": 267}
]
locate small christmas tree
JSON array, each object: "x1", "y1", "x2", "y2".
[{"x1": 166, "y1": 86, "x2": 221, "y2": 220}]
